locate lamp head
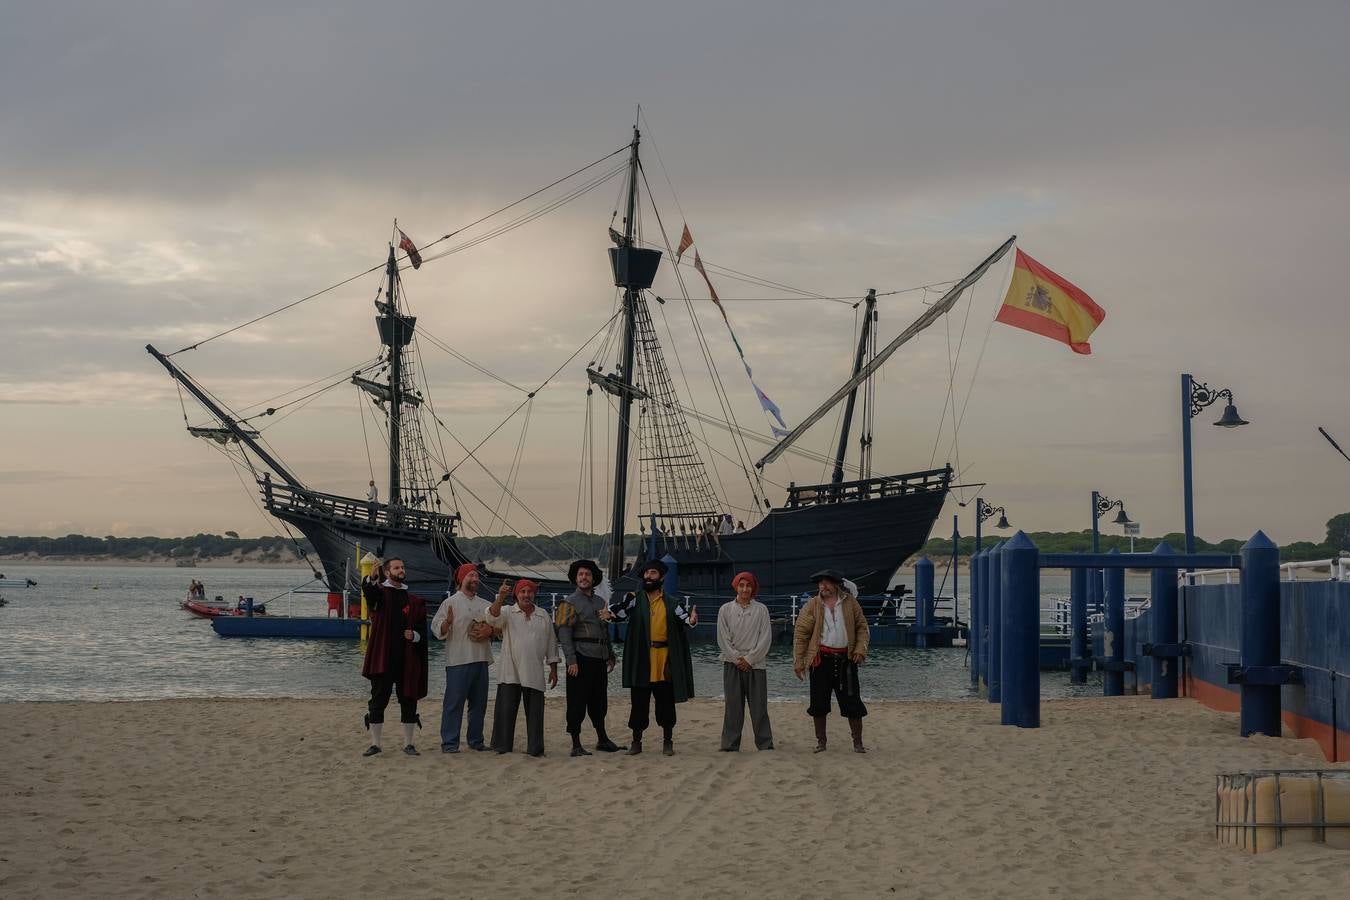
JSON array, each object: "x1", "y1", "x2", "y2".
[
  {"x1": 1214, "y1": 402, "x2": 1248, "y2": 428},
  {"x1": 995, "y1": 513, "x2": 1011, "y2": 529},
  {"x1": 1112, "y1": 507, "x2": 1132, "y2": 526}
]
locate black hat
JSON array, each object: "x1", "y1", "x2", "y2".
[
  {"x1": 568, "y1": 559, "x2": 603, "y2": 585},
  {"x1": 809, "y1": 568, "x2": 847, "y2": 586},
  {"x1": 639, "y1": 558, "x2": 669, "y2": 577}
]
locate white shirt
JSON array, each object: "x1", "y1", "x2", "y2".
[
  {"x1": 820, "y1": 598, "x2": 848, "y2": 649},
  {"x1": 430, "y1": 591, "x2": 493, "y2": 666},
  {"x1": 716, "y1": 599, "x2": 772, "y2": 669},
  {"x1": 367, "y1": 484, "x2": 379, "y2": 502},
  {"x1": 485, "y1": 603, "x2": 560, "y2": 692}
]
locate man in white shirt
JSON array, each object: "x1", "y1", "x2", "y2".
[
  {"x1": 484, "y1": 578, "x2": 559, "y2": 757},
  {"x1": 430, "y1": 562, "x2": 495, "y2": 753},
  {"x1": 716, "y1": 571, "x2": 774, "y2": 751},
  {"x1": 792, "y1": 569, "x2": 869, "y2": 753}
]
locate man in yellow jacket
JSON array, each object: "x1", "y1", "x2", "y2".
[{"x1": 792, "y1": 569, "x2": 869, "y2": 752}]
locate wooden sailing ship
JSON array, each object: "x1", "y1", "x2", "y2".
[{"x1": 148, "y1": 125, "x2": 1013, "y2": 597}]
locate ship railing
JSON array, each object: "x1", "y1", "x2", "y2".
[
  {"x1": 784, "y1": 466, "x2": 952, "y2": 508},
  {"x1": 1182, "y1": 568, "x2": 1240, "y2": 585},
  {"x1": 260, "y1": 479, "x2": 459, "y2": 535}
]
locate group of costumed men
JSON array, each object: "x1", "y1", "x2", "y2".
[{"x1": 358, "y1": 555, "x2": 870, "y2": 757}]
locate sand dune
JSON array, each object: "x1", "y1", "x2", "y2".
[{"x1": 1, "y1": 696, "x2": 1347, "y2": 898}]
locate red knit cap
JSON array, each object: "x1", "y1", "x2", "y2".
[
  {"x1": 731, "y1": 571, "x2": 759, "y2": 596},
  {"x1": 453, "y1": 563, "x2": 479, "y2": 589},
  {"x1": 513, "y1": 578, "x2": 540, "y2": 599}
]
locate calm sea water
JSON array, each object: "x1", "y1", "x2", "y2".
[{"x1": 0, "y1": 564, "x2": 1153, "y2": 703}]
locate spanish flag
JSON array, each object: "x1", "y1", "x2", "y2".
[{"x1": 995, "y1": 249, "x2": 1104, "y2": 354}]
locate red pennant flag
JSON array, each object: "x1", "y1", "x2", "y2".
[
  {"x1": 676, "y1": 223, "x2": 694, "y2": 261},
  {"x1": 398, "y1": 229, "x2": 422, "y2": 270},
  {"x1": 693, "y1": 250, "x2": 729, "y2": 322}
]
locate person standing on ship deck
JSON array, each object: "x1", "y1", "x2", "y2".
[
  {"x1": 430, "y1": 563, "x2": 495, "y2": 753},
  {"x1": 793, "y1": 568, "x2": 869, "y2": 753},
  {"x1": 554, "y1": 559, "x2": 625, "y2": 756},
  {"x1": 360, "y1": 557, "x2": 429, "y2": 757},
  {"x1": 484, "y1": 578, "x2": 559, "y2": 757},
  {"x1": 717, "y1": 571, "x2": 774, "y2": 751},
  {"x1": 611, "y1": 558, "x2": 698, "y2": 756}
]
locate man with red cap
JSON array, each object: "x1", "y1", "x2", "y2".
[
  {"x1": 359, "y1": 557, "x2": 429, "y2": 757},
  {"x1": 484, "y1": 578, "x2": 558, "y2": 757},
  {"x1": 430, "y1": 562, "x2": 495, "y2": 753},
  {"x1": 716, "y1": 571, "x2": 774, "y2": 752}
]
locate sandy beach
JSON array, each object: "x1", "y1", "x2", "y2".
[{"x1": 2, "y1": 696, "x2": 1347, "y2": 899}]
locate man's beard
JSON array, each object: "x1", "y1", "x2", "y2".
[{"x1": 642, "y1": 577, "x2": 663, "y2": 591}]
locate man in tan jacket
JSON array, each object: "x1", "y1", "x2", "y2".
[{"x1": 793, "y1": 569, "x2": 869, "y2": 752}]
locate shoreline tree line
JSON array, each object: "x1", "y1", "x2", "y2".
[{"x1": 3, "y1": 514, "x2": 1346, "y2": 566}]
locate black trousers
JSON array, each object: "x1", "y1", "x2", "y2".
[
  {"x1": 807, "y1": 654, "x2": 868, "y2": 719},
  {"x1": 628, "y1": 681, "x2": 677, "y2": 733},
  {"x1": 490, "y1": 683, "x2": 545, "y2": 755},
  {"x1": 368, "y1": 673, "x2": 419, "y2": 725},
  {"x1": 565, "y1": 654, "x2": 610, "y2": 736}
]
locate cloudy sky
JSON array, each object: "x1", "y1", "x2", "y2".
[{"x1": 3, "y1": 1, "x2": 1348, "y2": 546}]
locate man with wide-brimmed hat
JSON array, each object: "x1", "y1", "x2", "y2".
[
  {"x1": 554, "y1": 559, "x2": 625, "y2": 756},
  {"x1": 611, "y1": 557, "x2": 698, "y2": 756},
  {"x1": 430, "y1": 562, "x2": 495, "y2": 753},
  {"x1": 793, "y1": 568, "x2": 869, "y2": 752}
]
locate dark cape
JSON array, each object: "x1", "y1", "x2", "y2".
[
  {"x1": 360, "y1": 580, "x2": 429, "y2": 700},
  {"x1": 620, "y1": 590, "x2": 695, "y2": 703}
]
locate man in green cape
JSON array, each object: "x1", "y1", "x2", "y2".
[{"x1": 608, "y1": 558, "x2": 698, "y2": 756}]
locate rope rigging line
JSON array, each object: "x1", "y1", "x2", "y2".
[
  {"x1": 940, "y1": 252, "x2": 1017, "y2": 475},
  {"x1": 413, "y1": 162, "x2": 628, "y2": 267},
  {"x1": 639, "y1": 163, "x2": 768, "y2": 514},
  {"x1": 169, "y1": 145, "x2": 629, "y2": 356},
  {"x1": 235, "y1": 357, "x2": 381, "y2": 420},
  {"x1": 442, "y1": 308, "x2": 622, "y2": 479}
]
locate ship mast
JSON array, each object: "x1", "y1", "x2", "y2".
[
  {"x1": 606, "y1": 127, "x2": 643, "y2": 583},
  {"x1": 378, "y1": 244, "x2": 416, "y2": 508},
  {"x1": 831, "y1": 289, "x2": 876, "y2": 485}
]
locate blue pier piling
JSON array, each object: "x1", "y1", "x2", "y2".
[
  {"x1": 914, "y1": 556, "x2": 935, "y2": 649},
  {"x1": 1103, "y1": 549, "x2": 1125, "y2": 696},
  {"x1": 1239, "y1": 532, "x2": 1282, "y2": 737},
  {"x1": 1069, "y1": 567, "x2": 1088, "y2": 684},
  {"x1": 969, "y1": 550, "x2": 982, "y2": 687},
  {"x1": 978, "y1": 550, "x2": 992, "y2": 693},
  {"x1": 1000, "y1": 532, "x2": 1040, "y2": 728},
  {"x1": 987, "y1": 542, "x2": 1004, "y2": 704},
  {"x1": 1148, "y1": 542, "x2": 1180, "y2": 699}
]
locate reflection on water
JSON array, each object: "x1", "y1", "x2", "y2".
[{"x1": 0, "y1": 564, "x2": 1118, "y2": 703}]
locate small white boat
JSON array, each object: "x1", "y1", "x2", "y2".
[{"x1": 0, "y1": 578, "x2": 36, "y2": 588}]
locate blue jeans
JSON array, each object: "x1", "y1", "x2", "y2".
[{"x1": 441, "y1": 661, "x2": 489, "y2": 750}]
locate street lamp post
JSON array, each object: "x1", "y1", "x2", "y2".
[
  {"x1": 1090, "y1": 492, "x2": 1131, "y2": 616},
  {"x1": 974, "y1": 498, "x2": 1010, "y2": 554},
  {"x1": 1181, "y1": 374, "x2": 1248, "y2": 554}
]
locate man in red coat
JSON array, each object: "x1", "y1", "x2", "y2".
[{"x1": 360, "y1": 557, "x2": 429, "y2": 756}]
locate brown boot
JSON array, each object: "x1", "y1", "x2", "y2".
[
  {"x1": 813, "y1": 716, "x2": 828, "y2": 753},
  {"x1": 849, "y1": 717, "x2": 865, "y2": 753}
]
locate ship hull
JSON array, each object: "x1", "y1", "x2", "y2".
[{"x1": 269, "y1": 468, "x2": 950, "y2": 599}]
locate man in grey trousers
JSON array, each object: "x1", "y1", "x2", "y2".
[{"x1": 717, "y1": 571, "x2": 774, "y2": 751}]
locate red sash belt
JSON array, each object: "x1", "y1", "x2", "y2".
[{"x1": 812, "y1": 644, "x2": 848, "y2": 668}]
